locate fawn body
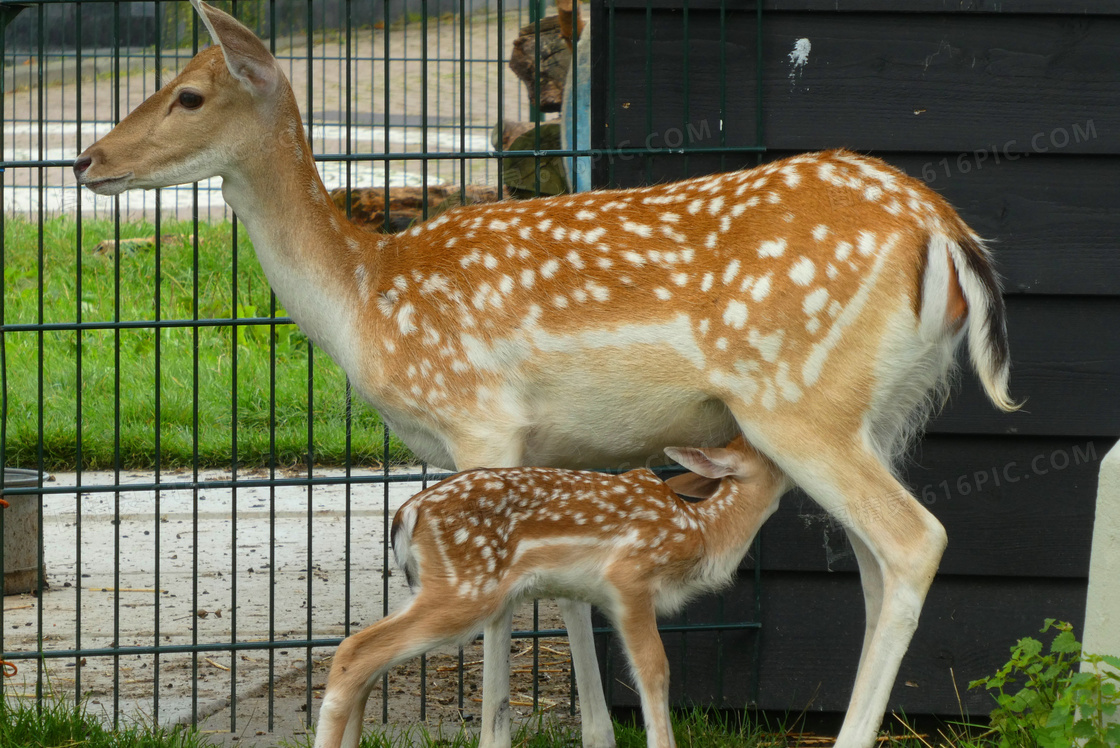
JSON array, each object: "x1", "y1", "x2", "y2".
[
  {"x1": 74, "y1": 3, "x2": 1018, "y2": 746},
  {"x1": 315, "y1": 439, "x2": 790, "y2": 748}
]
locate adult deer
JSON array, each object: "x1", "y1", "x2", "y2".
[
  {"x1": 74, "y1": 2, "x2": 1017, "y2": 746},
  {"x1": 316, "y1": 438, "x2": 789, "y2": 748}
]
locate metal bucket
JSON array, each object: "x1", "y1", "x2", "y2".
[{"x1": 3, "y1": 468, "x2": 45, "y2": 596}]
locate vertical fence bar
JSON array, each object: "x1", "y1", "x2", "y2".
[
  {"x1": 111, "y1": 0, "x2": 123, "y2": 725},
  {"x1": 304, "y1": 0, "x2": 316, "y2": 724},
  {"x1": 152, "y1": 3, "x2": 165, "y2": 722},
  {"x1": 0, "y1": 0, "x2": 7, "y2": 704},
  {"x1": 73, "y1": 0, "x2": 85, "y2": 703},
  {"x1": 267, "y1": 0, "x2": 279, "y2": 732},
  {"x1": 34, "y1": 0, "x2": 46, "y2": 710},
  {"x1": 191, "y1": 10, "x2": 202, "y2": 724}
]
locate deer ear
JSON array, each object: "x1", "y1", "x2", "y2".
[
  {"x1": 192, "y1": 0, "x2": 279, "y2": 96},
  {"x1": 664, "y1": 471, "x2": 722, "y2": 500},
  {"x1": 664, "y1": 446, "x2": 740, "y2": 480}
]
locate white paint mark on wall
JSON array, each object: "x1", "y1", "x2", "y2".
[{"x1": 788, "y1": 38, "x2": 812, "y2": 85}]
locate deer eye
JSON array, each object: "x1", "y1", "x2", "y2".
[{"x1": 178, "y1": 90, "x2": 203, "y2": 110}]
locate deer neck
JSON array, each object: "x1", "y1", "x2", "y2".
[
  {"x1": 218, "y1": 108, "x2": 373, "y2": 374},
  {"x1": 696, "y1": 481, "x2": 776, "y2": 564}
]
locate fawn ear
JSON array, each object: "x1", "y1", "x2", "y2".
[
  {"x1": 664, "y1": 471, "x2": 722, "y2": 500},
  {"x1": 664, "y1": 446, "x2": 748, "y2": 480},
  {"x1": 192, "y1": 0, "x2": 279, "y2": 97}
]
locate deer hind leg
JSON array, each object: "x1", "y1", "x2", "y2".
[
  {"x1": 847, "y1": 532, "x2": 885, "y2": 692},
  {"x1": 558, "y1": 598, "x2": 617, "y2": 748},
  {"x1": 314, "y1": 597, "x2": 478, "y2": 748},
  {"x1": 734, "y1": 420, "x2": 946, "y2": 748},
  {"x1": 607, "y1": 595, "x2": 675, "y2": 748}
]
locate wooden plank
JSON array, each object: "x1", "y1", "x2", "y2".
[
  {"x1": 746, "y1": 435, "x2": 1106, "y2": 578},
  {"x1": 599, "y1": 574, "x2": 1087, "y2": 715},
  {"x1": 592, "y1": 11, "x2": 1120, "y2": 156},
  {"x1": 872, "y1": 154, "x2": 1120, "y2": 297},
  {"x1": 607, "y1": 0, "x2": 1120, "y2": 13}
]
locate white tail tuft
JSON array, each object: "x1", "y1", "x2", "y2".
[{"x1": 943, "y1": 232, "x2": 1021, "y2": 413}]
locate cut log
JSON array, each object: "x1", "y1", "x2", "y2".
[
  {"x1": 329, "y1": 185, "x2": 504, "y2": 234},
  {"x1": 509, "y1": 16, "x2": 570, "y2": 113}
]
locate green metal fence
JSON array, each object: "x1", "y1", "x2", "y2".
[{"x1": 1, "y1": 0, "x2": 763, "y2": 736}]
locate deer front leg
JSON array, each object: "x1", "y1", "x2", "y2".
[
  {"x1": 559, "y1": 598, "x2": 617, "y2": 748},
  {"x1": 480, "y1": 606, "x2": 514, "y2": 748},
  {"x1": 608, "y1": 596, "x2": 675, "y2": 748}
]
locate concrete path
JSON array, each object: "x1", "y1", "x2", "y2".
[{"x1": 3, "y1": 466, "x2": 580, "y2": 746}]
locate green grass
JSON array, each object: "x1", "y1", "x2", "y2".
[
  {"x1": 0, "y1": 695, "x2": 213, "y2": 748},
  {"x1": 2, "y1": 215, "x2": 412, "y2": 470},
  {"x1": 0, "y1": 695, "x2": 1011, "y2": 748},
  {"x1": 276, "y1": 708, "x2": 998, "y2": 748}
]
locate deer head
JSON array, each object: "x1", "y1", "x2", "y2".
[{"x1": 73, "y1": 0, "x2": 295, "y2": 195}]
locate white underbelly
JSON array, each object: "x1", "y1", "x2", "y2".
[{"x1": 520, "y1": 382, "x2": 738, "y2": 470}]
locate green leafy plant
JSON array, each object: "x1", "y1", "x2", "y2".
[{"x1": 969, "y1": 619, "x2": 1120, "y2": 748}]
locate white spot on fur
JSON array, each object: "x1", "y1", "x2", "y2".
[
  {"x1": 789, "y1": 257, "x2": 815, "y2": 286},
  {"x1": 803, "y1": 287, "x2": 829, "y2": 315},
  {"x1": 723, "y1": 259, "x2": 741, "y2": 285},
  {"x1": 541, "y1": 259, "x2": 560, "y2": 278},
  {"x1": 751, "y1": 273, "x2": 772, "y2": 302},
  {"x1": 758, "y1": 239, "x2": 787, "y2": 258},
  {"x1": 623, "y1": 221, "x2": 653, "y2": 238},
  {"x1": 723, "y1": 300, "x2": 748, "y2": 329},
  {"x1": 812, "y1": 224, "x2": 829, "y2": 242},
  {"x1": 396, "y1": 302, "x2": 417, "y2": 335},
  {"x1": 749, "y1": 328, "x2": 784, "y2": 362},
  {"x1": 858, "y1": 231, "x2": 878, "y2": 256}
]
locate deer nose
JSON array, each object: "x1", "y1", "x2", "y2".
[{"x1": 73, "y1": 155, "x2": 92, "y2": 178}]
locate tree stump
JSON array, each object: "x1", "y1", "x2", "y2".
[{"x1": 509, "y1": 16, "x2": 570, "y2": 113}]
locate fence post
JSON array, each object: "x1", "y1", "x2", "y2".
[
  {"x1": 2, "y1": 470, "x2": 43, "y2": 595},
  {"x1": 1081, "y1": 441, "x2": 1120, "y2": 724}
]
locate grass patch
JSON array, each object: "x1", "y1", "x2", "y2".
[
  {"x1": 0, "y1": 695, "x2": 213, "y2": 748},
  {"x1": 2, "y1": 215, "x2": 412, "y2": 470}
]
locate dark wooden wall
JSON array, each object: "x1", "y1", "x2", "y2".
[{"x1": 588, "y1": 0, "x2": 1119, "y2": 718}]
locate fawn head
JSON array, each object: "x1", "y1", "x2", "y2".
[
  {"x1": 664, "y1": 436, "x2": 781, "y2": 499},
  {"x1": 74, "y1": 0, "x2": 292, "y2": 195}
]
